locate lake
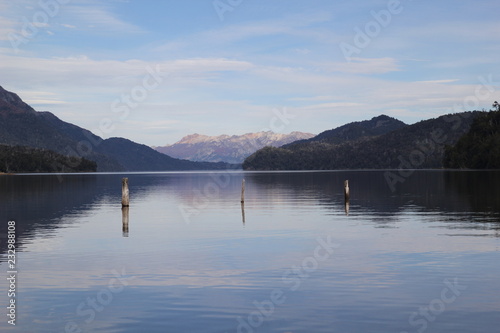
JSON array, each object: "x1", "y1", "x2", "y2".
[{"x1": 0, "y1": 170, "x2": 499, "y2": 333}]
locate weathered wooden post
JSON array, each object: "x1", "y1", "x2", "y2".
[
  {"x1": 241, "y1": 179, "x2": 245, "y2": 203},
  {"x1": 122, "y1": 177, "x2": 130, "y2": 207},
  {"x1": 344, "y1": 180, "x2": 350, "y2": 216},
  {"x1": 122, "y1": 206, "x2": 129, "y2": 237},
  {"x1": 344, "y1": 180, "x2": 350, "y2": 202}
]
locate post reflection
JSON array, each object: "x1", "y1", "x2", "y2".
[
  {"x1": 241, "y1": 202, "x2": 246, "y2": 225},
  {"x1": 122, "y1": 206, "x2": 129, "y2": 237}
]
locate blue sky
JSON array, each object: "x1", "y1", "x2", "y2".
[{"x1": 1, "y1": 0, "x2": 499, "y2": 145}]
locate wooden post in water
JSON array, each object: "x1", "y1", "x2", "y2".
[
  {"x1": 241, "y1": 179, "x2": 245, "y2": 203},
  {"x1": 344, "y1": 180, "x2": 350, "y2": 216},
  {"x1": 344, "y1": 180, "x2": 350, "y2": 203},
  {"x1": 122, "y1": 206, "x2": 129, "y2": 237},
  {"x1": 122, "y1": 178, "x2": 130, "y2": 207}
]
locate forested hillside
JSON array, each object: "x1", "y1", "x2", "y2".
[
  {"x1": 444, "y1": 110, "x2": 500, "y2": 169},
  {"x1": 243, "y1": 112, "x2": 480, "y2": 170},
  {"x1": 0, "y1": 145, "x2": 97, "y2": 173},
  {"x1": 284, "y1": 115, "x2": 406, "y2": 147}
]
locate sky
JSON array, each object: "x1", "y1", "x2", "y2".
[{"x1": 0, "y1": 0, "x2": 499, "y2": 146}]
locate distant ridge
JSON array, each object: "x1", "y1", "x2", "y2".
[
  {"x1": 0, "y1": 85, "x2": 231, "y2": 172},
  {"x1": 243, "y1": 113, "x2": 480, "y2": 170},
  {"x1": 154, "y1": 131, "x2": 315, "y2": 163},
  {"x1": 283, "y1": 115, "x2": 406, "y2": 148}
]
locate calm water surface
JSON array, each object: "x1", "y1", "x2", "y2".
[{"x1": 0, "y1": 171, "x2": 499, "y2": 333}]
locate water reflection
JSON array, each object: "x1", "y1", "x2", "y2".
[
  {"x1": 444, "y1": 170, "x2": 500, "y2": 212},
  {"x1": 245, "y1": 171, "x2": 500, "y2": 225},
  {"x1": 240, "y1": 202, "x2": 245, "y2": 225},
  {"x1": 1, "y1": 170, "x2": 500, "y2": 261},
  {"x1": 0, "y1": 171, "x2": 499, "y2": 333},
  {"x1": 122, "y1": 206, "x2": 129, "y2": 237}
]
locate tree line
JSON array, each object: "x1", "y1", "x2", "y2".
[
  {"x1": 444, "y1": 110, "x2": 500, "y2": 169},
  {"x1": 0, "y1": 144, "x2": 97, "y2": 173},
  {"x1": 243, "y1": 111, "x2": 486, "y2": 170}
]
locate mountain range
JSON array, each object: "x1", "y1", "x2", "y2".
[
  {"x1": 1, "y1": 85, "x2": 492, "y2": 173},
  {"x1": 0, "y1": 85, "x2": 230, "y2": 172},
  {"x1": 154, "y1": 131, "x2": 314, "y2": 163},
  {"x1": 243, "y1": 113, "x2": 481, "y2": 170}
]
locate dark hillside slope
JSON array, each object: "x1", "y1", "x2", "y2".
[
  {"x1": 0, "y1": 85, "x2": 229, "y2": 171},
  {"x1": 99, "y1": 138, "x2": 230, "y2": 171},
  {"x1": 284, "y1": 115, "x2": 406, "y2": 148},
  {"x1": 244, "y1": 112, "x2": 480, "y2": 170}
]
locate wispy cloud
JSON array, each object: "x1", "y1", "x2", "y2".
[
  {"x1": 0, "y1": 53, "x2": 256, "y2": 110},
  {"x1": 0, "y1": 18, "x2": 16, "y2": 41},
  {"x1": 289, "y1": 95, "x2": 338, "y2": 102},
  {"x1": 406, "y1": 21, "x2": 500, "y2": 42},
  {"x1": 156, "y1": 10, "x2": 334, "y2": 54},
  {"x1": 63, "y1": 4, "x2": 146, "y2": 34},
  {"x1": 416, "y1": 79, "x2": 459, "y2": 84},
  {"x1": 322, "y1": 57, "x2": 401, "y2": 75},
  {"x1": 207, "y1": 11, "x2": 332, "y2": 43},
  {"x1": 60, "y1": 23, "x2": 77, "y2": 29},
  {"x1": 304, "y1": 102, "x2": 364, "y2": 109}
]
